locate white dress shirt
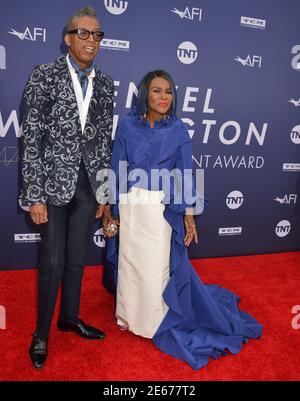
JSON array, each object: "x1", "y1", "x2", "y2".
[{"x1": 66, "y1": 53, "x2": 95, "y2": 133}]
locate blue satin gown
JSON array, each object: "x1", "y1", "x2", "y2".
[{"x1": 105, "y1": 110, "x2": 263, "y2": 370}]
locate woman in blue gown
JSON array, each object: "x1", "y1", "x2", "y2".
[{"x1": 104, "y1": 70, "x2": 263, "y2": 370}]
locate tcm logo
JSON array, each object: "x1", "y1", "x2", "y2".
[
  {"x1": 177, "y1": 41, "x2": 198, "y2": 64},
  {"x1": 291, "y1": 305, "x2": 300, "y2": 330},
  {"x1": 274, "y1": 194, "x2": 297, "y2": 205},
  {"x1": 218, "y1": 227, "x2": 242, "y2": 236},
  {"x1": 291, "y1": 45, "x2": 300, "y2": 71},
  {"x1": 104, "y1": 0, "x2": 128, "y2": 15},
  {"x1": 171, "y1": 6, "x2": 202, "y2": 21},
  {"x1": 94, "y1": 228, "x2": 106, "y2": 248},
  {"x1": 290, "y1": 125, "x2": 300, "y2": 144},
  {"x1": 282, "y1": 163, "x2": 300, "y2": 172},
  {"x1": 240, "y1": 16, "x2": 266, "y2": 29},
  {"x1": 275, "y1": 220, "x2": 291, "y2": 238},
  {"x1": 0, "y1": 45, "x2": 6, "y2": 70},
  {"x1": 235, "y1": 55, "x2": 262, "y2": 68},
  {"x1": 8, "y1": 27, "x2": 46, "y2": 42},
  {"x1": 0, "y1": 306, "x2": 6, "y2": 330},
  {"x1": 14, "y1": 233, "x2": 41, "y2": 243},
  {"x1": 101, "y1": 38, "x2": 130, "y2": 51},
  {"x1": 226, "y1": 190, "x2": 244, "y2": 210},
  {"x1": 288, "y1": 98, "x2": 300, "y2": 107}
]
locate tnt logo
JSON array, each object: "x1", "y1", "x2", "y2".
[
  {"x1": 275, "y1": 220, "x2": 291, "y2": 238},
  {"x1": 291, "y1": 305, "x2": 300, "y2": 329},
  {"x1": 104, "y1": 0, "x2": 128, "y2": 15},
  {"x1": 0, "y1": 45, "x2": 6, "y2": 70},
  {"x1": 290, "y1": 125, "x2": 300, "y2": 144},
  {"x1": 226, "y1": 190, "x2": 244, "y2": 209},
  {"x1": 177, "y1": 41, "x2": 198, "y2": 64},
  {"x1": 0, "y1": 305, "x2": 6, "y2": 329},
  {"x1": 94, "y1": 228, "x2": 106, "y2": 248}
]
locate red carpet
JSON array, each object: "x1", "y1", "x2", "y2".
[{"x1": 0, "y1": 252, "x2": 299, "y2": 381}]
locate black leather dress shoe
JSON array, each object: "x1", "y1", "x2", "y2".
[
  {"x1": 57, "y1": 319, "x2": 106, "y2": 340},
  {"x1": 29, "y1": 334, "x2": 48, "y2": 369}
]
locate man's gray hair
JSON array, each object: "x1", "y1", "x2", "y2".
[{"x1": 66, "y1": 6, "x2": 99, "y2": 31}]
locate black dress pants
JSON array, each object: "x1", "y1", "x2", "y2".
[{"x1": 35, "y1": 164, "x2": 98, "y2": 339}]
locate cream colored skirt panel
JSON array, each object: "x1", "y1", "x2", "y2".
[{"x1": 116, "y1": 187, "x2": 172, "y2": 338}]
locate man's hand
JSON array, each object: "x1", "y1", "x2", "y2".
[
  {"x1": 184, "y1": 215, "x2": 198, "y2": 247},
  {"x1": 95, "y1": 204, "x2": 107, "y2": 219},
  {"x1": 29, "y1": 204, "x2": 48, "y2": 225}
]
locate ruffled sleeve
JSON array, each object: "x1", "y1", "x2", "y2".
[
  {"x1": 108, "y1": 122, "x2": 128, "y2": 217},
  {"x1": 164, "y1": 121, "x2": 207, "y2": 215}
]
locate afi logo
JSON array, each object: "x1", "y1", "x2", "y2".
[
  {"x1": 290, "y1": 125, "x2": 300, "y2": 144},
  {"x1": 0, "y1": 305, "x2": 5, "y2": 330},
  {"x1": 275, "y1": 220, "x2": 291, "y2": 238},
  {"x1": 8, "y1": 27, "x2": 46, "y2": 42},
  {"x1": 288, "y1": 98, "x2": 300, "y2": 107},
  {"x1": 291, "y1": 305, "x2": 300, "y2": 330},
  {"x1": 94, "y1": 228, "x2": 106, "y2": 248},
  {"x1": 177, "y1": 41, "x2": 198, "y2": 64},
  {"x1": 226, "y1": 190, "x2": 244, "y2": 209},
  {"x1": 274, "y1": 194, "x2": 297, "y2": 205},
  {"x1": 0, "y1": 45, "x2": 6, "y2": 70},
  {"x1": 291, "y1": 45, "x2": 300, "y2": 71},
  {"x1": 235, "y1": 55, "x2": 262, "y2": 68},
  {"x1": 171, "y1": 6, "x2": 202, "y2": 21},
  {"x1": 104, "y1": 0, "x2": 128, "y2": 15}
]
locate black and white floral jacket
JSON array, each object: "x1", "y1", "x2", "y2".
[{"x1": 21, "y1": 55, "x2": 114, "y2": 206}]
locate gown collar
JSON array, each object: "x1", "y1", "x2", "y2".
[{"x1": 128, "y1": 107, "x2": 177, "y2": 129}]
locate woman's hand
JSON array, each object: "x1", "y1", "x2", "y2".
[
  {"x1": 103, "y1": 216, "x2": 119, "y2": 238},
  {"x1": 102, "y1": 206, "x2": 119, "y2": 238},
  {"x1": 184, "y1": 214, "x2": 198, "y2": 247}
]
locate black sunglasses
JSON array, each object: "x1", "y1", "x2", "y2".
[{"x1": 68, "y1": 28, "x2": 104, "y2": 42}]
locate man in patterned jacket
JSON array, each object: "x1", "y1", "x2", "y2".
[{"x1": 21, "y1": 6, "x2": 113, "y2": 369}]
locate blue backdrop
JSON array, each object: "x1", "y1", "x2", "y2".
[{"x1": 0, "y1": 0, "x2": 299, "y2": 270}]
